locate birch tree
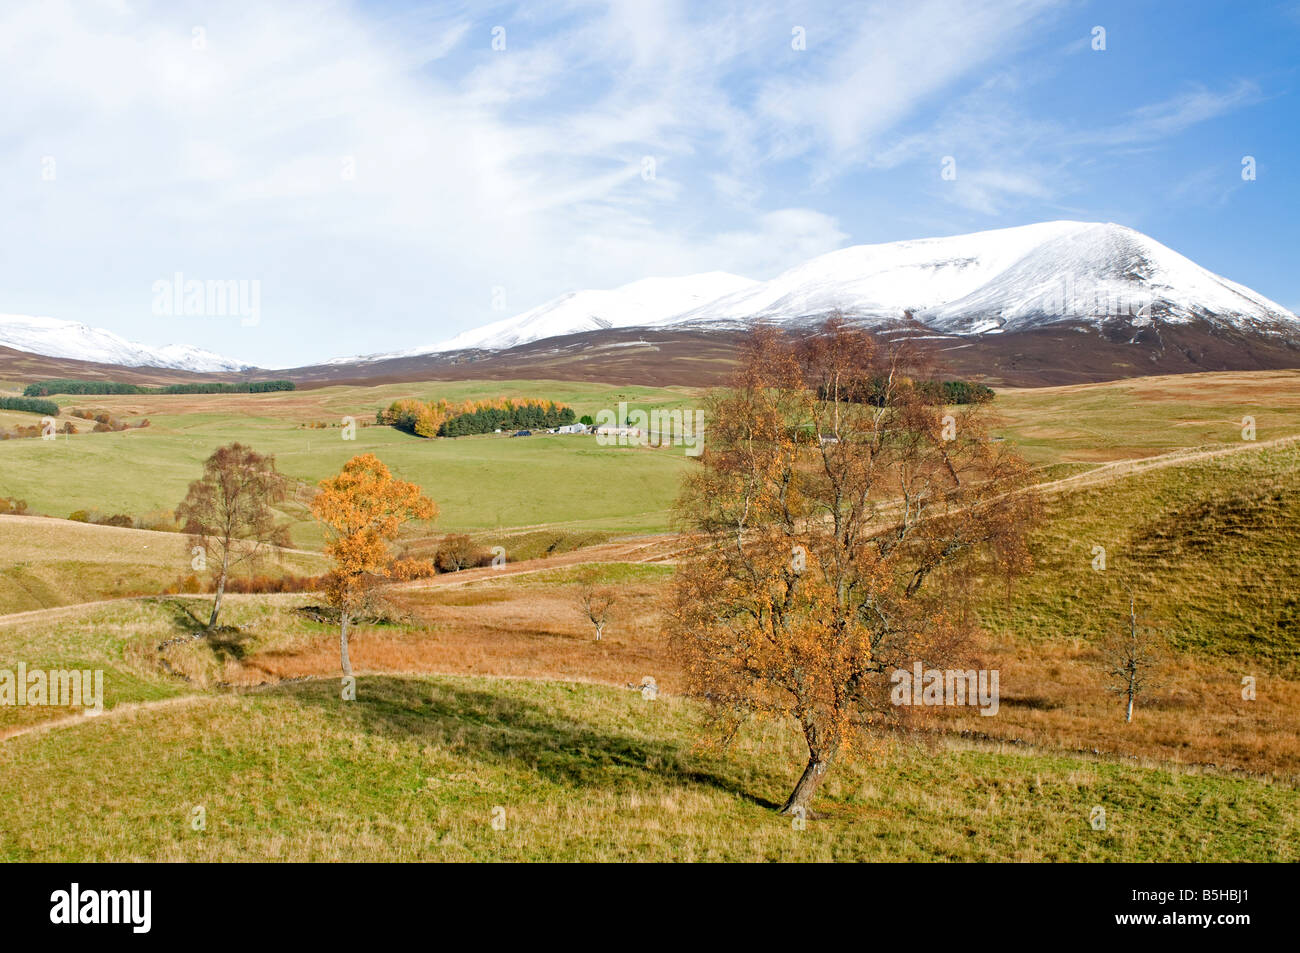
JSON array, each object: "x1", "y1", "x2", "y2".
[
  {"x1": 176, "y1": 443, "x2": 289, "y2": 630},
  {"x1": 668, "y1": 317, "x2": 1039, "y2": 816},
  {"x1": 311, "y1": 454, "x2": 437, "y2": 675}
]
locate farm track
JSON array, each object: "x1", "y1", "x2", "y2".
[
  {"x1": 391, "y1": 534, "x2": 687, "y2": 592},
  {"x1": 1032, "y1": 433, "x2": 1300, "y2": 497},
  {"x1": 0, "y1": 694, "x2": 208, "y2": 743},
  {"x1": 0, "y1": 595, "x2": 147, "y2": 628}
]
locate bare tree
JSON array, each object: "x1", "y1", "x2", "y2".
[
  {"x1": 1101, "y1": 587, "x2": 1165, "y2": 722},
  {"x1": 176, "y1": 443, "x2": 289, "y2": 630},
  {"x1": 579, "y1": 583, "x2": 615, "y2": 641}
]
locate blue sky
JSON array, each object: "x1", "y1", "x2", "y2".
[{"x1": 2, "y1": 0, "x2": 1297, "y2": 366}]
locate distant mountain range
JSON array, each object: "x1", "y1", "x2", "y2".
[
  {"x1": 0, "y1": 313, "x2": 253, "y2": 373},
  {"x1": 2, "y1": 221, "x2": 1297, "y2": 387}
]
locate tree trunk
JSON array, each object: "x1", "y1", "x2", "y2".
[
  {"x1": 1125, "y1": 690, "x2": 1134, "y2": 723},
  {"x1": 207, "y1": 560, "x2": 228, "y2": 630},
  {"x1": 780, "y1": 749, "x2": 834, "y2": 816},
  {"x1": 595, "y1": 622, "x2": 603, "y2": 641},
  {"x1": 340, "y1": 612, "x2": 352, "y2": 676}
]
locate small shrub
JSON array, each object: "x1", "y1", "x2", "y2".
[{"x1": 434, "y1": 534, "x2": 489, "y2": 573}]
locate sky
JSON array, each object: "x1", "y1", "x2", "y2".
[{"x1": 2, "y1": 0, "x2": 1298, "y2": 367}]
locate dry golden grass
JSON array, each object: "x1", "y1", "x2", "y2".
[
  {"x1": 0, "y1": 515, "x2": 326, "y2": 615},
  {"x1": 217, "y1": 574, "x2": 678, "y2": 694},
  {"x1": 938, "y1": 636, "x2": 1300, "y2": 781},
  {"x1": 992, "y1": 368, "x2": 1300, "y2": 466},
  {"x1": 141, "y1": 564, "x2": 1300, "y2": 784}
]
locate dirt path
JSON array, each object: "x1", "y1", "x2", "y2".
[
  {"x1": 1033, "y1": 433, "x2": 1299, "y2": 497},
  {"x1": 0, "y1": 694, "x2": 209, "y2": 743},
  {"x1": 0, "y1": 594, "x2": 214, "y2": 629},
  {"x1": 0, "y1": 596, "x2": 145, "y2": 628},
  {"x1": 0, "y1": 513, "x2": 325, "y2": 558}
]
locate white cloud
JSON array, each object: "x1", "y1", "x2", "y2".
[
  {"x1": 0, "y1": 0, "x2": 818, "y2": 362},
  {"x1": 756, "y1": 0, "x2": 1065, "y2": 175},
  {"x1": 0, "y1": 0, "x2": 1268, "y2": 363}
]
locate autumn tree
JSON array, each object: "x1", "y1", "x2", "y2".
[
  {"x1": 1100, "y1": 587, "x2": 1165, "y2": 722},
  {"x1": 310, "y1": 454, "x2": 437, "y2": 675},
  {"x1": 176, "y1": 443, "x2": 289, "y2": 630},
  {"x1": 668, "y1": 317, "x2": 1039, "y2": 816}
]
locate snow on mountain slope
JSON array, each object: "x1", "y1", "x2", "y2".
[
  {"x1": 406, "y1": 221, "x2": 1297, "y2": 354},
  {"x1": 0, "y1": 314, "x2": 253, "y2": 372},
  {"x1": 428, "y1": 272, "x2": 759, "y2": 355},
  {"x1": 676, "y1": 220, "x2": 1085, "y2": 326},
  {"x1": 921, "y1": 222, "x2": 1298, "y2": 332},
  {"x1": 6, "y1": 223, "x2": 1294, "y2": 373}
]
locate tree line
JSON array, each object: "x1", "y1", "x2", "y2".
[
  {"x1": 379, "y1": 397, "x2": 575, "y2": 437},
  {"x1": 816, "y1": 376, "x2": 995, "y2": 406},
  {"x1": 0, "y1": 396, "x2": 60, "y2": 416},
  {"x1": 23, "y1": 379, "x2": 296, "y2": 397}
]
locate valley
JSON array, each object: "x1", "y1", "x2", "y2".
[{"x1": 0, "y1": 366, "x2": 1297, "y2": 861}]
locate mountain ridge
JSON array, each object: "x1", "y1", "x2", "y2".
[
  {"x1": 0, "y1": 313, "x2": 254, "y2": 373},
  {"x1": 337, "y1": 220, "x2": 1300, "y2": 360},
  {"x1": 1, "y1": 221, "x2": 1296, "y2": 384}
]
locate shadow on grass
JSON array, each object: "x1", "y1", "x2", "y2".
[
  {"x1": 281, "y1": 674, "x2": 780, "y2": 809},
  {"x1": 160, "y1": 598, "x2": 208, "y2": 634},
  {"x1": 156, "y1": 598, "x2": 253, "y2": 660}
]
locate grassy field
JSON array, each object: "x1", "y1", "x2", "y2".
[
  {"x1": 990, "y1": 369, "x2": 1300, "y2": 467},
  {"x1": 2, "y1": 369, "x2": 1298, "y2": 861},
  {"x1": 0, "y1": 672, "x2": 1293, "y2": 862},
  {"x1": 976, "y1": 441, "x2": 1300, "y2": 671},
  {"x1": 0, "y1": 517, "x2": 326, "y2": 615},
  {"x1": 0, "y1": 379, "x2": 701, "y2": 543},
  {"x1": 3, "y1": 370, "x2": 1299, "y2": 547}
]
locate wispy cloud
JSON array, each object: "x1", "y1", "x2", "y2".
[
  {"x1": 756, "y1": 0, "x2": 1065, "y2": 175},
  {"x1": 1076, "y1": 80, "x2": 1262, "y2": 147}
]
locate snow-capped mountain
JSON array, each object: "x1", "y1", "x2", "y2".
[
  {"x1": 0, "y1": 313, "x2": 254, "y2": 372},
  {"x1": 3, "y1": 222, "x2": 1295, "y2": 378},
  {"x1": 399, "y1": 221, "x2": 1298, "y2": 353},
  {"x1": 333, "y1": 271, "x2": 759, "y2": 365},
  {"x1": 437, "y1": 271, "x2": 758, "y2": 351}
]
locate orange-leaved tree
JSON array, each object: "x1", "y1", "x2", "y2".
[
  {"x1": 310, "y1": 454, "x2": 437, "y2": 675},
  {"x1": 669, "y1": 317, "x2": 1039, "y2": 816}
]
